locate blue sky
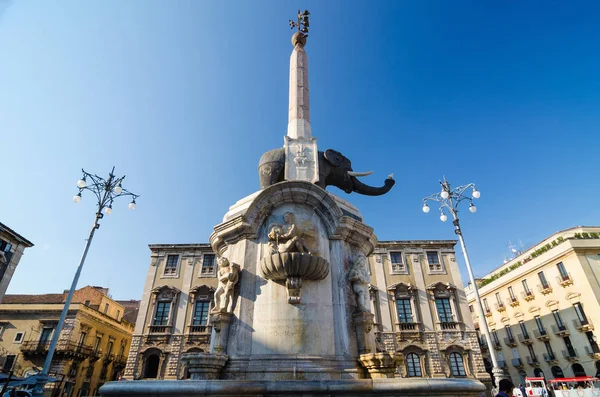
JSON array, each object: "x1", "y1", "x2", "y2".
[{"x1": 1, "y1": 1, "x2": 599, "y2": 300}]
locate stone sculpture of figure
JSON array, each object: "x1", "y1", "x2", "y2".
[
  {"x1": 212, "y1": 257, "x2": 240, "y2": 313},
  {"x1": 267, "y1": 212, "x2": 313, "y2": 254},
  {"x1": 294, "y1": 144, "x2": 308, "y2": 166},
  {"x1": 348, "y1": 253, "x2": 371, "y2": 313}
]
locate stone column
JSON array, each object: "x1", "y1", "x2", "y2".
[{"x1": 287, "y1": 32, "x2": 311, "y2": 140}]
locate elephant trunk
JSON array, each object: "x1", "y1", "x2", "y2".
[{"x1": 351, "y1": 176, "x2": 395, "y2": 196}]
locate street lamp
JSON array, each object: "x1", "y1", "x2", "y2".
[
  {"x1": 32, "y1": 167, "x2": 139, "y2": 397},
  {"x1": 422, "y1": 177, "x2": 503, "y2": 387}
]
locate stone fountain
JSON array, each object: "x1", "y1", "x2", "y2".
[{"x1": 100, "y1": 10, "x2": 486, "y2": 397}]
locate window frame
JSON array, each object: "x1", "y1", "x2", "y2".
[
  {"x1": 405, "y1": 353, "x2": 422, "y2": 377},
  {"x1": 435, "y1": 297, "x2": 454, "y2": 323},
  {"x1": 508, "y1": 286, "x2": 516, "y2": 301},
  {"x1": 426, "y1": 251, "x2": 445, "y2": 274},
  {"x1": 573, "y1": 303, "x2": 588, "y2": 325},
  {"x1": 557, "y1": 262, "x2": 569, "y2": 279},
  {"x1": 396, "y1": 298, "x2": 414, "y2": 324},
  {"x1": 534, "y1": 315, "x2": 545, "y2": 332},
  {"x1": 13, "y1": 332, "x2": 24, "y2": 344},
  {"x1": 153, "y1": 301, "x2": 171, "y2": 326},
  {"x1": 552, "y1": 309, "x2": 565, "y2": 328},
  {"x1": 389, "y1": 251, "x2": 407, "y2": 274},
  {"x1": 448, "y1": 352, "x2": 467, "y2": 377},
  {"x1": 518, "y1": 320, "x2": 529, "y2": 339},
  {"x1": 522, "y1": 279, "x2": 531, "y2": 294},
  {"x1": 199, "y1": 253, "x2": 217, "y2": 277},
  {"x1": 538, "y1": 271, "x2": 549, "y2": 288},
  {"x1": 192, "y1": 300, "x2": 210, "y2": 326},
  {"x1": 163, "y1": 254, "x2": 180, "y2": 277}
]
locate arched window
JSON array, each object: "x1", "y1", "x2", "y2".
[
  {"x1": 551, "y1": 366, "x2": 564, "y2": 378},
  {"x1": 143, "y1": 354, "x2": 160, "y2": 379},
  {"x1": 533, "y1": 368, "x2": 544, "y2": 378},
  {"x1": 572, "y1": 363, "x2": 586, "y2": 377},
  {"x1": 449, "y1": 352, "x2": 466, "y2": 377},
  {"x1": 406, "y1": 353, "x2": 422, "y2": 377}
]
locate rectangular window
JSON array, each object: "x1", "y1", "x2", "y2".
[
  {"x1": 104, "y1": 303, "x2": 109, "y2": 314},
  {"x1": 39, "y1": 327, "x2": 53, "y2": 344},
  {"x1": 527, "y1": 344, "x2": 536, "y2": 357},
  {"x1": 563, "y1": 336, "x2": 575, "y2": 356},
  {"x1": 519, "y1": 321, "x2": 529, "y2": 339},
  {"x1": 557, "y1": 262, "x2": 569, "y2": 280},
  {"x1": 107, "y1": 340, "x2": 114, "y2": 354},
  {"x1": 164, "y1": 255, "x2": 179, "y2": 275},
  {"x1": 2, "y1": 355, "x2": 15, "y2": 372},
  {"x1": 508, "y1": 286, "x2": 516, "y2": 301},
  {"x1": 495, "y1": 292, "x2": 502, "y2": 305},
  {"x1": 492, "y1": 330, "x2": 500, "y2": 344},
  {"x1": 505, "y1": 325, "x2": 514, "y2": 340},
  {"x1": 0, "y1": 240, "x2": 12, "y2": 253},
  {"x1": 201, "y1": 254, "x2": 216, "y2": 275},
  {"x1": 534, "y1": 315, "x2": 545, "y2": 332},
  {"x1": 396, "y1": 299, "x2": 413, "y2": 323},
  {"x1": 552, "y1": 310, "x2": 565, "y2": 329},
  {"x1": 483, "y1": 298, "x2": 490, "y2": 311},
  {"x1": 390, "y1": 252, "x2": 404, "y2": 273},
  {"x1": 522, "y1": 280, "x2": 531, "y2": 294},
  {"x1": 193, "y1": 301, "x2": 210, "y2": 326},
  {"x1": 538, "y1": 271, "x2": 549, "y2": 288},
  {"x1": 426, "y1": 251, "x2": 440, "y2": 264},
  {"x1": 573, "y1": 303, "x2": 588, "y2": 325},
  {"x1": 544, "y1": 341, "x2": 554, "y2": 356},
  {"x1": 154, "y1": 302, "x2": 171, "y2": 326},
  {"x1": 13, "y1": 332, "x2": 24, "y2": 343},
  {"x1": 94, "y1": 336, "x2": 101, "y2": 353},
  {"x1": 469, "y1": 305, "x2": 474, "y2": 313},
  {"x1": 78, "y1": 332, "x2": 87, "y2": 347},
  {"x1": 435, "y1": 298, "x2": 453, "y2": 323},
  {"x1": 116, "y1": 310, "x2": 120, "y2": 321},
  {"x1": 84, "y1": 300, "x2": 90, "y2": 306}
]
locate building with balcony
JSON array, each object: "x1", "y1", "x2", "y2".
[
  {"x1": 0, "y1": 222, "x2": 34, "y2": 303},
  {"x1": 0, "y1": 286, "x2": 139, "y2": 397},
  {"x1": 466, "y1": 226, "x2": 600, "y2": 385},
  {"x1": 125, "y1": 240, "x2": 489, "y2": 386}
]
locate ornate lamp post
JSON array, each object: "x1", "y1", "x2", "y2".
[
  {"x1": 422, "y1": 177, "x2": 503, "y2": 387},
  {"x1": 32, "y1": 167, "x2": 139, "y2": 397}
]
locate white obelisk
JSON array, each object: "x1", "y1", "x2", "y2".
[{"x1": 284, "y1": 30, "x2": 319, "y2": 183}]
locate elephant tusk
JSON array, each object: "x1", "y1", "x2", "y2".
[
  {"x1": 347, "y1": 171, "x2": 373, "y2": 177},
  {"x1": 387, "y1": 173, "x2": 394, "y2": 180}
]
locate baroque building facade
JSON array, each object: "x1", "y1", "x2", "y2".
[
  {"x1": 0, "y1": 286, "x2": 139, "y2": 397},
  {"x1": 125, "y1": 239, "x2": 488, "y2": 384},
  {"x1": 0, "y1": 222, "x2": 34, "y2": 303},
  {"x1": 466, "y1": 226, "x2": 600, "y2": 385}
]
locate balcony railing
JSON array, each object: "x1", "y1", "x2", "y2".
[
  {"x1": 478, "y1": 337, "x2": 488, "y2": 350},
  {"x1": 504, "y1": 337, "x2": 518, "y2": 347},
  {"x1": 149, "y1": 325, "x2": 172, "y2": 333},
  {"x1": 439, "y1": 321, "x2": 459, "y2": 330},
  {"x1": 556, "y1": 274, "x2": 573, "y2": 287},
  {"x1": 526, "y1": 355, "x2": 539, "y2": 365},
  {"x1": 484, "y1": 308, "x2": 493, "y2": 317},
  {"x1": 493, "y1": 339, "x2": 503, "y2": 350},
  {"x1": 397, "y1": 322, "x2": 420, "y2": 331},
  {"x1": 495, "y1": 302, "x2": 506, "y2": 312},
  {"x1": 551, "y1": 324, "x2": 569, "y2": 336},
  {"x1": 189, "y1": 324, "x2": 212, "y2": 334},
  {"x1": 498, "y1": 360, "x2": 507, "y2": 368},
  {"x1": 21, "y1": 341, "x2": 95, "y2": 358},
  {"x1": 573, "y1": 318, "x2": 593, "y2": 332},
  {"x1": 537, "y1": 283, "x2": 552, "y2": 295},
  {"x1": 511, "y1": 357, "x2": 524, "y2": 367},
  {"x1": 562, "y1": 349, "x2": 578, "y2": 361},
  {"x1": 114, "y1": 354, "x2": 128, "y2": 366},
  {"x1": 543, "y1": 353, "x2": 558, "y2": 363},
  {"x1": 533, "y1": 328, "x2": 550, "y2": 340},
  {"x1": 518, "y1": 333, "x2": 533, "y2": 345},
  {"x1": 103, "y1": 353, "x2": 115, "y2": 363},
  {"x1": 20, "y1": 340, "x2": 51, "y2": 354},
  {"x1": 521, "y1": 291, "x2": 535, "y2": 302},
  {"x1": 508, "y1": 297, "x2": 519, "y2": 307}
]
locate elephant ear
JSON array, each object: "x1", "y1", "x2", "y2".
[{"x1": 324, "y1": 149, "x2": 344, "y2": 167}]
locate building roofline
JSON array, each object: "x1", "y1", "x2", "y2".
[
  {"x1": 478, "y1": 225, "x2": 600, "y2": 279},
  {"x1": 0, "y1": 222, "x2": 34, "y2": 247},
  {"x1": 148, "y1": 240, "x2": 457, "y2": 250},
  {"x1": 149, "y1": 243, "x2": 212, "y2": 250}
]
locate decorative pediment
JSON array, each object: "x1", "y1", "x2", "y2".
[
  {"x1": 545, "y1": 300, "x2": 559, "y2": 308},
  {"x1": 190, "y1": 285, "x2": 215, "y2": 296},
  {"x1": 500, "y1": 316, "x2": 510, "y2": 324},
  {"x1": 426, "y1": 282, "x2": 456, "y2": 298},
  {"x1": 387, "y1": 282, "x2": 416, "y2": 298},
  {"x1": 151, "y1": 285, "x2": 180, "y2": 301},
  {"x1": 565, "y1": 292, "x2": 581, "y2": 301},
  {"x1": 528, "y1": 306, "x2": 540, "y2": 314},
  {"x1": 514, "y1": 312, "x2": 524, "y2": 318},
  {"x1": 488, "y1": 321, "x2": 496, "y2": 327}
]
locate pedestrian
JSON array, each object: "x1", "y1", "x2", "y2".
[{"x1": 497, "y1": 379, "x2": 515, "y2": 397}]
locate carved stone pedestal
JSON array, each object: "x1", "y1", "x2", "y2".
[
  {"x1": 358, "y1": 352, "x2": 403, "y2": 379},
  {"x1": 180, "y1": 352, "x2": 229, "y2": 380},
  {"x1": 210, "y1": 312, "x2": 233, "y2": 354},
  {"x1": 353, "y1": 312, "x2": 375, "y2": 354}
]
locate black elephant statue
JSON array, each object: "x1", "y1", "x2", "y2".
[{"x1": 258, "y1": 148, "x2": 395, "y2": 196}]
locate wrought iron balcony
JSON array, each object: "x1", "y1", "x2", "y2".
[
  {"x1": 562, "y1": 349, "x2": 579, "y2": 362},
  {"x1": 521, "y1": 290, "x2": 535, "y2": 302},
  {"x1": 504, "y1": 337, "x2": 518, "y2": 347},
  {"x1": 537, "y1": 283, "x2": 552, "y2": 295},
  {"x1": 484, "y1": 308, "x2": 493, "y2": 317},
  {"x1": 526, "y1": 355, "x2": 539, "y2": 366},
  {"x1": 21, "y1": 340, "x2": 95, "y2": 359},
  {"x1": 518, "y1": 333, "x2": 533, "y2": 345},
  {"x1": 573, "y1": 318, "x2": 594, "y2": 332},
  {"x1": 533, "y1": 328, "x2": 550, "y2": 340},
  {"x1": 114, "y1": 354, "x2": 128, "y2": 366},
  {"x1": 543, "y1": 353, "x2": 558, "y2": 363},
  {"x1": 556, "y1": 274, "x2": 573, "y2": 287},
  {"x1": 493, "y1": 339, "x2": 503, "y2": 350},
  {"x1": 495, "y1": 302, "x2": 506, "y2": 312},
  {"x1": 478, "y1": 336, "x2": 488, "y2": 350},
  {"x1": 498, "y1": 360, "x2": 507, "y2": 368},
  {"x1": 508, "y1": 297, "x2": 519, "y2": 307},
  {"x1": 20, "y1": 340, "x2": 51, "y2": 355},
  {"x1": 103, "y1": 353, "x2": 115, "y2": 363},
  {"x1": 551, "y1": 324, "x2": 569, "y2": 336},
  {"x1": 511, "y1": 357, "x2": 524, "y2": 368}
]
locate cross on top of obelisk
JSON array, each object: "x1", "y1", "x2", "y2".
[{"x1": 289, "y1": 10, "x2": 310, "y2": 47}]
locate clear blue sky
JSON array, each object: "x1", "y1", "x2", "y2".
[{"x1": 1, "y1": 1, "x2": 599, "y2": 300}]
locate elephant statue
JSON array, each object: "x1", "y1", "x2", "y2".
[{"x1": 258, "y1": 148, "x2": 395, "y2": 196}]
